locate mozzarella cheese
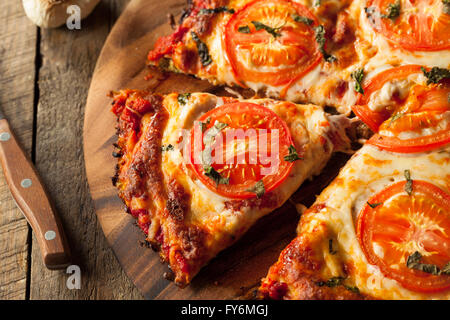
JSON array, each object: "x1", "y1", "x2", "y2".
[
  {"x1": 160, "y1": 93, "x2": 335, "y2": 238},
  {"x1": 297, "y1": 144, "x2": 450, "y2": 299}
]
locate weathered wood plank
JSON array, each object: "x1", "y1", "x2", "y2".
[
  {"x1": 0, "y1": 0, "x2": 36, "y2": 300},
  {"x1": 30, "y1": 0, "x2": 142, "y2": 299}
]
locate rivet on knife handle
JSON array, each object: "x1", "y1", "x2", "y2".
[{"x1": 0, "y1": 119, "x2": 71, "y2": 269}]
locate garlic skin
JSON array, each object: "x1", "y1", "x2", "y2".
[{"x1": 22, "y1": 0, "x2": 101, "y2": 28}]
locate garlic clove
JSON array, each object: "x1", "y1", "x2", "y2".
[{"x1": 22, "y1": 0, "x2": 101, "y2": 28}]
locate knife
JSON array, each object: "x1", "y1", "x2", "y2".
[{"x1": 0, "y1": 108, "x2": 71, "y2": 269}]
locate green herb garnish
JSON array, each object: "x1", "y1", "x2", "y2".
[
  {"x1": 443, "y1": 0, "x2": 450, "y2": 14},
  {"x1": 317, "y1": 276, "x2": 345, "y2": 287},
  {"x1": 406, "y1": 251, "x2": 446, "y2": 276},
  {"x1": 314, "y1": 25, "x2": 337, "y2": 63},
  {"x1": 344, "y1": 285, "x2": 360, "y2": 294},
  {"x1": 246, "y1": 180, "x2": 265, "y2": 198},
  {"x1": 191, "y1": 32, "x2": 212, "y2": 66},
  {"x1": 421, "y1": 67, "x2": 450, "y2": 85},
  {"x1": 404, "y1": 169, "x2": 413, "y2": 196},
  {"x1": 161, "y1": 144, "x2": 174, "y2": 152},
  {"x1": 292, "y1": 14, "x2": 314, "y2": 26},
  {"x1": 177, "y1": 93, "x2": 191, "y2": 105},
  {"x1": 381, "y1": 0, "x2": 401, "y2": 21},
  {"x1": 199, "y1": 6, "x2": 235, "y2": 15},
  {"x1": 329, "y1": 239, "x2": 337, "y2": 255},
  {"x1": 351, "y1": 68, "x2": 365, "y2": 94},
  {"x1": 200, "y1": 116, "x2": 211, "y2": 132},
  {"x1": 251, "y1": 21, "x2": 283, "y2": 38},
  {"x1": 314, "y1": 0, "x2": 321, "y2": 7},
  {"x1": 238, "y1": 25, "x2": 251, "y2": 33},
  {"x1": 284, "y1": 145, "x2": 302, "y2": 162},
  {"x1": 203, "y1": 165, "x2": 229, "y2": 186},
  {"x1": 367, "y1": 202, "x2": 382, "y2": 209},
  {"x1": 387, "y1": 112, "x2": 404, "y2": 127}
]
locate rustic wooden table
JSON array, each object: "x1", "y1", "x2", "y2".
[{"x1": 0, "y1": 0, "x2": 144, "y2": 300}]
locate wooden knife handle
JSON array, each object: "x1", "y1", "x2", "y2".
[{"x1": 0, "y1": 119, "x2": 71, "y2": 269}]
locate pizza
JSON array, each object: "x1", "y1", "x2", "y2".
[
  {"x1": 258, "y1": 65, "x2": 450, "y2": 299},
  {"x1": 259, "y1": 142, "x2": 450, "y2": 300},
  {"x1": 110, "y1": 90, "x2": 352, "y2": 287},
  {"x1": 147, "y1": 0, "x2": 450, "y2": 114},
  {"x1": 106, "y1": 0, "x2": 450, "y2": 298}
]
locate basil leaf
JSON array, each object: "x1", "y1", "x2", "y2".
[
  {"x1": 203, "y1": 165, "x2": 229, "y2": 186},
  {"x1": 444, "y1": 0, "x2": 450, "y2": 14},
  {"x1": 421, "y1": 67, "x2": 450, "y2": 85},
  {"x1": 406, "y1": 251, "x2": 440, "y2": 275},
  {"x1": 246, "y1": 180, "x2": 265, "y2": 198},
  {"x1": 404, "y1": 169, "x2": 413, "y2": 196},
  {"x1": 381, "y1": 0, "x2": 401, "y2": 21},
  {"x1": 284, "y1": 145, "x2": 302, "y2": 162},
  {"x1": 238, "y1": 25, "x2": 251, "y2": 33},
  {"x1": 251, "y1": 21, "x2": 282, "y2": 38},
  {"x1": 387, "y1": 112, "x2": 404, "y2": 127},
  {"x1": 364, "y1": 6, "x2": 377, "y2": 22},
  {"x1": 367, "y1": 202, "x2": 382, "y2": 209},
  {"x1": 161, "y1": 144, "x2": 174, "y2": 152},
  {"x1": 329, "y1": 239, "x2": 337, "y2": 255},
  {"x1": 199, "y1": 7, "x2": 235, "y2": 15},
  {"x1": 191, "y1": 32, "x2": 212, "y2": 66},
  {"x1": 200, "y1": 116, "x2": 211, "y2": 132},
  {"x1": 177, "y1": 93, "x2": 191, "y2": 105},
  {"x1": 314, "y1": 25, "x2": 337, "y2": 63},
  {"x1": 316, "y1": 276, "x2": 361, "y2": 295},
  {"x1": 344, "y1": 285, "x2": 360, "y2": 294},
  {"x1": 292, "y1": 14, "x2": 313, "y2": 26},
  {"x1": 442, "y1": 262, "x2": 450, "y2": 275},
  {"x1": 320, "y1": 277, "x2": 345, "y2": 287},
  {"x1": 351, "y1": 68, "x2": 365, "y2": 94},
  {"x1": 314, "y1": 0, "x2": 321, "y2": 7}
]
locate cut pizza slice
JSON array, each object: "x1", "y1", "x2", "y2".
[
  {"x1": 110, "y1": 90, "x2": 353, "y2": 287},
  {"x1": 147, "y1": 0, "x2": 360, "y2": 114},
  {"x1": 259, "y1": 142, "x2": 450, "y2": 300}
]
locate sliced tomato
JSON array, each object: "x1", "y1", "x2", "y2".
[
  {"x1": 352, "y1": 65, "x2": 450, "y2": 152},
  {"x1": 357, "y1": 180, "x2": 450, "y2": 293},
  {"x1": 189, "y1": 102, "x2": 297, "y2": 199},
  {"x1": 368, "y1": 128, "x2": 450, "y2": 153},
  {"x1": 224, "y1": 0, "x2": 322, "y2": 88},
  {"x1": 366, "y1": 0, "x2": 450, "y2": 51}
]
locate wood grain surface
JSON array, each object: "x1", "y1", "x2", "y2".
[
  {"x1": 84, "y1": 0, "x2": 350, "y2": 299},
  {"x1": 0, "y1": 0, "x2": 144, "y2": 299}
]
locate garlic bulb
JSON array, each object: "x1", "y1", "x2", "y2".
[{"x1": 22, "y1": 0, "x2": 101, "y2": 28}]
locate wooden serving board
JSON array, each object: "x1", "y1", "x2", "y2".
[{"x1": 83, "y1": 0, "x2": 349, "y2": 299}]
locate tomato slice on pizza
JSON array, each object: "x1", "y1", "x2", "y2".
[
  {"x1": 352, "y1": 65, "x2": 450, "y2": 153},
  {"x1": 111, "y1": 90, "x2": 351, "y2": 287},
  {"x1": 365, "y1": 0, "x2": 450, "y2": 51},
  {"x1": 357, "y1": 180, "x2": 450, "y2": 293},
  {"x1": 224, "y1": 0, "x2": 322, "y2": 87},
  {"x1": 259, "y1": 143, "x2": 450, "y2": 300},
  {"x1": 190, "y1": 102, "x2": 296, "y2": 199},
  {"x1": 146, "y1": 0, "x2": 355, "y2": 111}
]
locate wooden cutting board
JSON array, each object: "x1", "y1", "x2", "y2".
[{"x1": 83, "y1": 0, "x2": 349, "y2": 299}]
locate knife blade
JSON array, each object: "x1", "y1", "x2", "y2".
[{"x1": 0, "y1": 107, "x2": 71, "y2": 269}]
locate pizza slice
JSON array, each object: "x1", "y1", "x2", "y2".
[
  {"x1": 110, "y1": 90, "x2": 353, "y2": 287},
  {"x1": 147, "y1": 0, "x2": 361, "y2": 114},
  {"x1": 259, "y1": 141, "x2": 450, "y2": 300}
]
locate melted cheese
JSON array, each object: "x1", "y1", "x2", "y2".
[
  {"x1": 160, "y1": 92, "x2": 337, "y2": 259},
  {"x1": 308, "y1": 144, "x2": 450, "y2": 299},
  {"x1": 353, "y1": 0, "x2": 450, "y2": 69}
]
